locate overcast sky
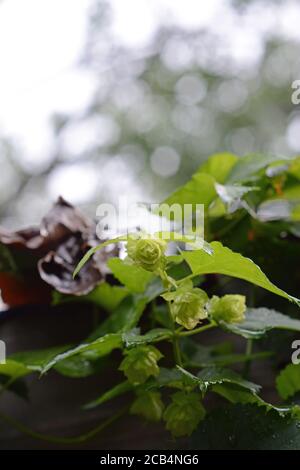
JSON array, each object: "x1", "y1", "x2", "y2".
[{"x1": 0, "y1": 0, "x2": 300, "y2": 203}]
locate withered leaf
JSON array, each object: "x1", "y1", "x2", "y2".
[
  {"x1": 0, "y1": 197, "x2": 119, "y2": 301},
  {"x1": 38, "y1": 235, "x2": 117, "y2": 296},
  {"x1": 0, "y1": 197, "x2": 92, "y2": 255}
]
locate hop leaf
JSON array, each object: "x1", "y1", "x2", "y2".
[
  {"x1": 208, "y1": 294, "x2": 246, "y2": 324},
  {"x1": 119, "y1": 345, "x2": 163, "y2": 385},
  {"x1": 163, "y1": 391, "x2": 206, "y2": 437},
  {"x1": 162, "y1": 280, "x2": 208, "y2": 330},
  {"x1": 130, "y1": 390, "x2": 164, "y2": 422},
  {"x1": 127, "y1": 236, "x2": 167, "y2": 272}
]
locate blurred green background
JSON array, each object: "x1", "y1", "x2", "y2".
[{"x1": 0, "y1": 0, "x2": 300, "y2": 228}]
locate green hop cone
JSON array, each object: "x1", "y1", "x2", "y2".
[
  {"x1": 130, "y1": 390, "x2": 164, "y2": 422},
  {"x1": 119, "y1": 345, "x2": 163, "y2": 385},
  {"x1": 127, "y1": 236, "x2": 167, "y2": 272},
  {"x1": 163, "y1": 391, "x2": 206, "y2": 438},
  {"x1": 208, "y1": 294, "x2": 246, "y2": 324},
  {"x1": 162, "y1": 280, "x2": 208, "y2": 330}
]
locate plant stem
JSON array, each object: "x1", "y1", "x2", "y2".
[
  {"x1": 166, "y1": 301, "x2": 183, "y2": 366},
  {"x1": 245, "y1": 338, "x2": 253, "y2": 356},
  {"x1": 177, "y1": 273, "x2": 196, "y2": 285},
  {"x1": 243, "y1": 338, "x2": 253, "y2": 378},
  {"x1": 159, "y1": 268, "x2": 184, "y2": 366},
  {"x1": 173, "y1": 334, "x2": 183, "y2": 367},
  {"x1": 158, "y1": 268, "x2": 178, "y2": 288},
  {"x1": 0, "y1": 406, "x2": 128, "y2": 445},
  {"x1": 178, "y1": 322, "x2": 216, "y2": 337},
  {"x1": 243, "y1": 286, "x2": 256, "y2": 377}
]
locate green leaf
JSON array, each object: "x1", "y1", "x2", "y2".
[
  {"x1": 88, "y1": 289, "x2": 160, "y2": 341},
  {"x1": 212, "y1": 383, "x2": 263, "y2": 405},
  {"x1": 85, "y1": 283, "x2": 129, "y2": 311},
  {"x1": 52, "y1": 283, "x2": 128, "y2": 312},
  {"x1": 1, "y1": 347, "x2": 93, "y2": 383},
  {"x1": 83, "y1": 381, "x2": 132, "y2": 410},
  {"x1": 212, "y1": 382, "x2": 295, "y2": 416},
  {"x1": 197, "y1": 368, "x2": 260, "y2": 394},
  {"x1": 276, "y1": 364, "x2": 300, "y2": 400},
  {"x1": 280, "y1": 184, "x2": 300, "y2": 201},
  {"x1": 220, "y1": 307, "x2": 300, "y2": 339},
  {"x1": 256, "y1": 199, "x2": 293, "y2": 222},
  {"x1": 152, "y1": 232, "x2": 213, "y2": 254},
  {"x1": 54, "y1": 356, "x2": 103, "y2": 378},
  {"x1": 82, "y1": 356, "x2": 294, "y2": 422},
  {"x1": 0, "y1": 360, "x2": 30, "y2": 380},
  {"x1": 107, "y1": 258, "x2": 154, "y2": 293},
  {"x1": 177, "y1": 366, "x2": 260, "y2": 395},
  {"x1": 288, "y1": 157, "x2": 300, "y2": 180},
  {"x1": 122, "y1": 328, "x2": 172, "y2": 347},
  {"x1": 197, "y1": 152, "x2": 238, "y2": 183},
  {"x1": 146, "y1": 367, "x2": 188, "y2": 390},
  {"x1": 88, "y1": 278, "x2": 164, "y2": 341},
  {"x1": 227, "y1": 153, "x2": 294, "y2": 183},
  {"x1": 41, "y1": 334, "x2": 122, "y2": 375},
  {"x1": 215, "y1": 182, "x2": 258, "y2": 213},
  {"x1": 151, "y1": 303, "x2": 174, "y2": 329},
  {"x1": 88, "y1": 296, "x2": 147, "y2": 341},
  {"x1": 182, "y1": 241, "x2": 300, "y2": 305},
  {"x1": 161, "y1": 173, "x2": 217, "y2": 210},
  {"x1": 10, "y1": 345, "x2": 70, "y2": 372},
  {"x1": 191, "y1": 404, "x2": 300, "y2": 450}
]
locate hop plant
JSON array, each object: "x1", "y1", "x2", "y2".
[
  {"x1": 162, "y1": 280, "x2": 208, "y2": 330},
  {"x1": 119, "y1": 345, "x2": 163, "y2": 385},
  {"x1": 208, "y1": 294, "x2": 246, "y2": 324},
  {"x1": 130, "y1": 390, "x2": 164, "y2": 422},
  {"x1": 163, "y1": 391, "x2": 206, "y2": 437},
  {"x1": 127, "y1": 236, "x2": 167, "y2": 272}
]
